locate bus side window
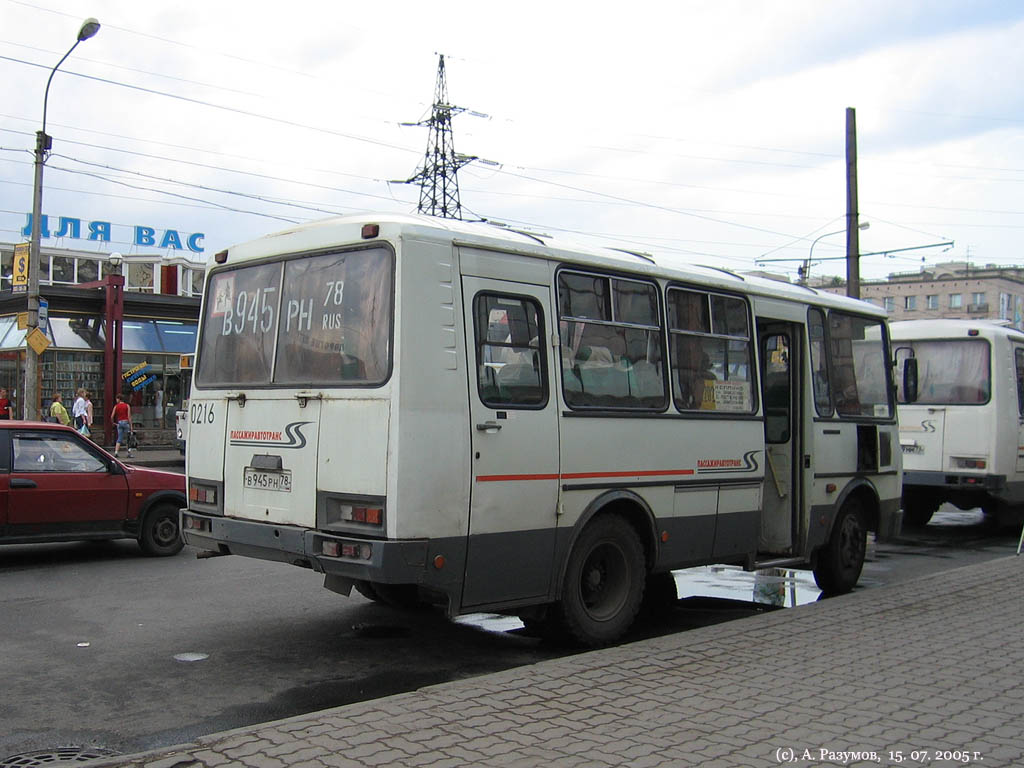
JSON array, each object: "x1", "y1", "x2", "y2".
[
  {"x1": 473, "y1": 294, "x2": 547, "y2": 408},
  {"x1": 1015, "y1": 348, "x2": 1024, "y2": 414}
]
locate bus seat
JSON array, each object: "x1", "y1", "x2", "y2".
[
  {"x1": 630, "y1": 361, "x2": 663, "y2": 399},
  {"x1": 496, "y1": 363, "x2": 540, "y2": 402},
  {"x1": 577, "y1": 345, "x2": 613, "y2": 365},
  {"x1": 578, "y1": 361, "x2": 631, "y2": 399}
]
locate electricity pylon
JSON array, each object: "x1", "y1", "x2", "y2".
[{"x1": 399, "y1": 54, "x2": 477, "y2": 220}]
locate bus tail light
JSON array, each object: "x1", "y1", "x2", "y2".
[
  {"x1": 185, "y1": 515, "x2": 210, "y2": 533},
  {"x1": 322, "y1": 540, "x2": 372, "y2": 560},
  {"x1": 189, "y1": 482, "x2": 217, "y2": 505},
  {"x1": 346, "y1": 506, "x2": 382, "y2": 525},
  {"x1": 953, "y1": 458, "x2": 987, "y2": 470}
]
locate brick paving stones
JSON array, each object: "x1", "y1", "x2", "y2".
[{"x1": 96, "y1": 556, "x2": 1024, "y2": 768}]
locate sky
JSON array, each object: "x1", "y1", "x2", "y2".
[{"x1": 2, "y1": 0, "x2": 1023, "y2": 282}]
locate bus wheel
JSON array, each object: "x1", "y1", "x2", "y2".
[
  {"x1": 813, "y1": 498, "x2": 866, "y2": 595},
  {"x1": 353, "y1": 580, "x2": 382, "y2": 602},
  {"x1": 639, "y1": 571, "x2": 678, "y2": 619},
  {"x1": 982, "y1": 501, "x2": 1024, "y2": 529},
  {"x1": 370, "y1": 583, "x2": 425, "y2": 610},
  {"x1": 556, "y1": 515, "x2": 645, "y2": 646},
  {"x1": 903, "y1": 496, "x2": 938, "y2": 527},
  {"x1": 138, "y1": 503, "x2": 184, "y2": 557}
]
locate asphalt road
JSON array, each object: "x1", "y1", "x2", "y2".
[{"x1": 0, "y1": 505, "x2": 1019, "y2": 763}]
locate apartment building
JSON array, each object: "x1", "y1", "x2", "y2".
[{"x1": 814, "y1": 262, "x2": 1024, "y2": 329}]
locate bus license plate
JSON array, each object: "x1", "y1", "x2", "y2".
[{"x1": 244, "y1": 468, "x2": 292, "y2": 492}]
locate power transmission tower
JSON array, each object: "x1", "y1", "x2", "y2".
[{"x1": 399, "y1": 55, "x2": 477, "y2": 219}]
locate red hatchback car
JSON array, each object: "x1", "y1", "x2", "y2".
[{"x1": 0, "y1": 422, "x2": 186, "y2": 556}]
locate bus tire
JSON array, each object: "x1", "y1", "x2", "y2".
[
  {"x1": 138, "y1": 503, "x2": 184, "y2": 557},
  {"x1": 639, "y1": 570, "x2": 678, "y2": 619},
  {"x1": 369, "y1": 583, "x2": 425, "y2": 610},
  {"x1": 353, "y1": 580, "x2": 382, "y2": 602},
  {"x1": 903, "y1": 495, "x2": 939, "y2": 527},
  {"x1": 813, "y1": 498, "x2": 866, "y2": 595},
  {"x1": 555, "y1": 514, "x2": 645, "y2": 647}
]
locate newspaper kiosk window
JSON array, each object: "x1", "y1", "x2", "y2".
[
  {"x1": 197, "y1": 247, "x2": 393, "y2": 387},
  {"x1": 557, "y1": 271, "x2": 666, "y2": 409},
  {"x1": 666, "y1": 288, "x2": 754, "y2": 413}
]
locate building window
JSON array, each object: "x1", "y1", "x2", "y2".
[
  {"x1": 950, "y1": 293, "x2": 962, "y2": 308},
  {"x1": 926, "y1": 294, "x2": 939, "y2": 310},
  {"x1": 972, "y1": 292, "x2": 986, "y2": 306},
  {"x1": 905, "y1": 296, "x2": 917, "y2": 311},
  {"x1": 883, "y1": 297, "x2": 895, "y2": 312}
]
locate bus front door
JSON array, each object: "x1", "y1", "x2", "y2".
[
  {"x1": 757, "y1": 323, "x2": 800, "y2": 555},
  {"x1": 461, "y1": 277, "x2": 560, "y2": 609}
]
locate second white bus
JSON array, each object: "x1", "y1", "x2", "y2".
[
  {"x1": 182, "y1": 213, "x2": 901, "y2": 645},
  {"x1": 892, "y1": 318, "x2": 1024, "y2": 527}
]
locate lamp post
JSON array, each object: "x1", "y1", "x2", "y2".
[
  {"x1": 799, "y1": 221, "x2": 869, "y2": 286},
  {"x1": 26, "y1": 17, "x2": 101, "y2": 420}
]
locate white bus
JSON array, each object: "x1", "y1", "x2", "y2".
[
  {"x1": 892, "y1": 319, "x2": 1024, "y2": 527},
  {"x1": 181, "y1": 213, "x2": 901, "y2": 645}
]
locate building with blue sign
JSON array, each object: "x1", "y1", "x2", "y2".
[{"x1": 0, "y1": 240, "x2": 204, "y2": 445}]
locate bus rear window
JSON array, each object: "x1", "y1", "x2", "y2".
[
  {"x1": 196, "y1": 247, "x2": 393, "y2": 387},
  {"x1": 896, "y1": 339, "x2": 990, "y2": 405}
]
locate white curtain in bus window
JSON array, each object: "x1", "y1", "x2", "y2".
[
  {"x1": 274, "y1": 248, "x2": 392, "y2": 385},
  {"x1": 828, "y1": 313, "x2": 891, "y2": 418},
  {"x1": 899, "y1": 340, "x2": 990, "y2": 405},
  {"x1": 474, "y1": 294, "x2": 545, "y2": 407},
  {"x1": 557, "y1": 272, "x2": 665, "y2": 409},
  {"x1": 667, "y1": 288, "x2": 752, "y2": 413},
  {"x1": 197, "y1": 262, "x2": 281, "y2": 385}
]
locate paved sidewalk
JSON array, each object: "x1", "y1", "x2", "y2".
[{"x1": 97, "y1": 557, "x2": 1024, "y2": 768}]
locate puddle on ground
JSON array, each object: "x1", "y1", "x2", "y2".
[
  {"x1": 456, "y1": 565, "x2": 821, "y2": 636},
  {"x1": 674, "y1": 565, "x2": 821, "y2": 607}
]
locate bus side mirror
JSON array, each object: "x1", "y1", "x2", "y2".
[{"x1": 902, "y1": 357, "x2": 918, "y2": 403}]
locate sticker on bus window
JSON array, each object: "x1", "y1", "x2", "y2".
[{"x1": 211, "y1": 275, "x2": 235, "y2": 317}]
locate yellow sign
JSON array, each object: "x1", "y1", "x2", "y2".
[
  {"x1": 12, "y1": 243, "x2": 29, "y2": 291},
  {"x1": 26, "y1": 327, "x2": 50, "y2": 355},
  {"x1": 16, "y1": 312, "x2": 28, "y2": 330},
  {"x1": 180, "y1": 353, "x2": 194, "y2": 369}
]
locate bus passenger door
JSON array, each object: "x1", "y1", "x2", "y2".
[
  {"x1": 1014, "y1": 347, "x2": 1024, "y2": 474},
  {"x1": 757, "y1": 323, "x2": 799, "y2": 554},
  {"x1": 461, "y1": 277, "x2": 560, "y2": 608}
]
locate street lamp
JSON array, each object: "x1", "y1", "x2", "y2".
[
  {"x1": 26, "y1": 17, "x2": 101, "y2": 420},
  {"x1": 799, "y1": 221, "x2": 869, "y2": 286}
]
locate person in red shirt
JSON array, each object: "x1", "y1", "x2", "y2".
[
  {"x1": 111, "y1": 393, "x2": 133, "y2": 457},
  {"x1": 0, "y1": 388, "x2": 11, "y2": 419}
]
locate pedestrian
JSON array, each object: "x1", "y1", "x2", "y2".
[
  {"x1": 72, "y1": 388, "x2": 88, "y2": 432},
  {"x1": 84, "y1": 390, "x2": 95, "y2": 439},
  {"x1": 49, "y1": 392, "x2": 71, "y2": 426},
  {"x1": 111, "y1": 393, "x2": 133, "y2": 457},
  {"x1": 0, "y1": 388, "x2": 11, "y2": 419}
]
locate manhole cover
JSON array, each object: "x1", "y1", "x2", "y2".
[{"x1": 0, "y1": 747, "x2": 121, "y2": 767}]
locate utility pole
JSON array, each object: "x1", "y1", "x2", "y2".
[
  {"x1": 845, "y1": 107, "x2": 862, "y2": 299},
  {"x1": 399, "y1": 55, "x2": 477, "y2": 219}
]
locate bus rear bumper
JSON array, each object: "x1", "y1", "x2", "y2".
[
  {"x1": 180, "y1": 511, "x2": 434, "y2": 584},
  {"x1": 903, "y1": 470, "x2": 1006, "y2": 493}
]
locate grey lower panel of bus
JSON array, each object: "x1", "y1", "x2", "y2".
[
  {"x1": 183, "y1": 509, "x2": 754, "y2": 615},
  {"x1": 183, "y1": 496, "x2": 897, "y2": 614},
  {"x1": 903, "y1": 470, "x2": 1007, "y2": 492}
]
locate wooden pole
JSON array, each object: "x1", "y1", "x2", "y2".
[{"x1": 846, "y1": 107, "x2": 861, "y2": 299}]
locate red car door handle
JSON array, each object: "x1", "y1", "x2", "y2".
[{"x1": 10, "y1": 478, "x2": 37, "y2": 489}]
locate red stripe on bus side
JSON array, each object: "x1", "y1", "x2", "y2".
[{"x1": 475, "y1": 469, "x2": 695, "y2": 483}]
